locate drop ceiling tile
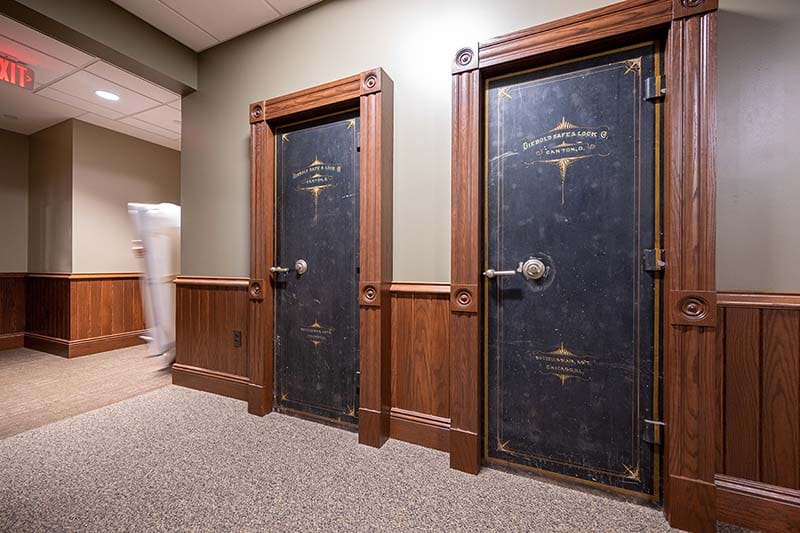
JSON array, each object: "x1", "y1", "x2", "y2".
[
  {"x1": 132, "y1": 104, "x2": 181, "y2": 133},
  {"x1": 0, "y1": 82, "x2": 84, "y2": 134},
  {"x1": 121, "y1": 116, "x2": 180, "y2": 140},
  {"x1": 50, "y1": 70, "x2": 160, "y2": 115},
  {"x1": 161, "y1": 0, "x2": 280, "y2": 42},
  {"x1": 0, "y1": 35, "x2": 79, "y2": 88},
  {"x1": 80, "y1": 113, "x2": 180, "y2": 151},
  {"x1": 86, "y1": 61, "x2": 180, "y2": 103},
  {"x1": 38, "y1": 87, "x2": 125, "y2": 120},
  {"x1": 110, "y1": 0, "x2": 218, "y2": 52},
  {"x1": 266, "y1": 0, "x2": 323, "y2": 16},
  {"x1": 0, "y1": 15, "x2": 94, "y2": 67}
]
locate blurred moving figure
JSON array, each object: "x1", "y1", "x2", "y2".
[{"x1": 128, "y1": 203, "x2": 181, "y2": 363}]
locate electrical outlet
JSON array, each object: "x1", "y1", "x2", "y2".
[{"x1": 233, "y1": 330, "x2": 242, "y2": 348}]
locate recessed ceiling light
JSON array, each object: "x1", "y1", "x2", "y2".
[{"x1": 95, "y1": 90, "x2": 120, "y2": 101}]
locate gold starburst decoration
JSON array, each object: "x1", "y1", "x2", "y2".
[
  {"x1": 498, "y1": 87, "x2": 512, "y2": 100},
  {"x1": 624, "y1": 57, "x2": 641, "y2": 76},
  {"x1": 345, "y1": 405, "x2": 356, "y2": 417}
]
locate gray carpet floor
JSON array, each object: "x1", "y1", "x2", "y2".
[{"x1": 0, "y1": 386, "x2": 680, "y2": 532}]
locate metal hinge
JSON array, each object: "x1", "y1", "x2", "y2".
[
  {"x1": 643, "y1": 418, "x2": 665, "y2": 445},
  {"x1": 356, "y1": 129, "x2": 361, "y2": 152},
  {"x1": 643, "y1": 249, "x2": 666, "y2": 272},
  {"x1": 644, "y1": 75, "x2": 666, "y2": 101}
]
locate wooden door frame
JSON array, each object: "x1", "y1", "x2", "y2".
[
  {"x1": 449, "y1": 0, "x2": 718, "y2": 530},
  {"x1": 248, "y1": 68, "x2": 394, "y2": 448}
]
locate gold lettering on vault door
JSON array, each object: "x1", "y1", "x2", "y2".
[
  {"x1": 532, "y1": 342, "x2": 592, "y2": 385},
  {"x1": 521, "y1": 117, "x2": 611, "y2": 206},
  {"x1": 300, "y1": 321, "x2": 334, "y2": 348},
  {"x1": 292, "y1": 158, "x2": 343, "y2": 224}
]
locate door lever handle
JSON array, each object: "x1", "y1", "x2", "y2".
[
  {"x1": 483, "y1": 268, "x2": 517, "y2": 279},
  {"x1": 269, "y1": 266, "x2": 289, "y2": 274}
]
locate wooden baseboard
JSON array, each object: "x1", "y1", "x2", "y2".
[
  {"x1": 358, "y1": 407, "x2": 389, "y2": 448},
  {"x1": 68, "y1": 331, "x2": 147, "y2": 357},
  {"x1": 0, "y1": 332, "x2": 24, "y2": 351},
  {"x1": 716, "y1": 475, "x2": 800, "y2": 532},
  {"x1": 389, "y1": 407, "x2": 450, "y2": 452},
  {"x1": 449, "y1": 427, "x2": 480, "y2": 474},
  {"x1": 24, "y1": 333, "x2": 70, "y2": 357},
  {"x1": 24, "y1": 331, "x2": 146, "y2": 358},
  {"x1": 172, "y1": 363, "x2": 250, "y2": 401}
]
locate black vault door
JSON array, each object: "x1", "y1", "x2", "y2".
[
  {"x1": 486, "y1": 43, "x2": 663, "y2": 497},
  {"x1": 275, "y1": 110, "x2": 360, "y2": 428}
]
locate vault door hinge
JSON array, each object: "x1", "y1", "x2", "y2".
[
  {"x1": 642, "y1": 418, "x2": 665, "y2": 445},
  {"x1": 642, "y1": 249, "x2": 666, "y2": 272},
  {"x1": 644, "y1": 75, "x2": 666, "y2": 101}
]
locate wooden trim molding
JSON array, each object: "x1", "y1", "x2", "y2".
[
  {"x1": 24, "y1": 330, "x2": 146, "y2": 358},
  {"x1": 389, "y1": 408, "x2": 450, "y2": 452},
  {"x1": 248, "y1": 69, "x2": 394, "y2": 450},
  {"x1": 716, "y1": 475, "x2": 800, "y2": 533},
  {"x1": 718, "y1": 291, "x2": 800, "y2": 310},
  {"x1": 0, "y1": 333, "x2": 24, "y2": 351},
  {"x1": 174, "y1": 276, "x2": 250, "y2": 288},
  {"x1": 389, "y1": 282, "x2": 451, "y2": 294},
  {"x1": 450, "y1": 0, "x2": 718, "y2": 529},
  {"x1": 172, "y1": 364, "x2": 250, "y2": 402}
]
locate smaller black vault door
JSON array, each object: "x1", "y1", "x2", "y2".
[
  {"x1": 275, "y1": 110, "x2": 360, "y2": 427},
  {"x1": 486, "y1": 43, "x2": 663, "y2": 496}
]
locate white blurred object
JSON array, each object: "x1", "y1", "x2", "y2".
[{"x1": 128, "y1": 203, "x2": 181, "y2": 360}]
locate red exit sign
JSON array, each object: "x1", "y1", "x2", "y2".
[{"x1": 0, "y1": 55, "x2": 34, "y2": 90}]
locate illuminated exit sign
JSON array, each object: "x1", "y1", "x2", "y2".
[{"x1": 0, "y1": 55, "x2": 34, "y2": 90}]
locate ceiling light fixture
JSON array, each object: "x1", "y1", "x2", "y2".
[{"x1": 95, "y1": 90, "x2": 120, "y2": 101}]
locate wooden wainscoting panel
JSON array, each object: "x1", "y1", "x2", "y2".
[
  {"x1": 718, "y1": 291, "x2": 800, "y2": 495},
  {"x1": 24, "y1": 274, "x2": 147, "y2": 358},
  {"x1": 0, "y1": 274, "x2": 26, "y2": 350},
  {"x1": 70, "y1": 277, "x2": 145, "y2": 340},
  {"x1": 389, "y1": 283, "x2": 451, "y2": 451},
  {"x1": 175, "y1": 278, "x2": 249, "y2": 382},
  {"x1": 25, "y1": 275, "x2": 71, "y2": 341},
  {"x1": 722, "y1": 306, "x2": 761, "y2": 481},
  {"x1": 760, "y1": 309, "x2": 800, "y2": 489}
]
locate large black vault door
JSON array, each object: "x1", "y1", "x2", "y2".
[
  {"x1": 275, "y1": 110, "x2": 360, "y2": 427},
  {"x1": 486, "y1": 43, "x2": 663, "y2": 496}
]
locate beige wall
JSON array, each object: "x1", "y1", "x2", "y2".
[
  {"x1": 181, "y1": 0, "x2": 800, "y2": 290},
  {"x1": 72, "y1": 120, "x2": 181, "y2": 273},
  {"x1": 0, "y1": 128, "x2": 29, "y2": 272},
  {"x1": 181, "y1": 0, "x2": 618, "y2": 280},
  {"x1": 717, "y1": 0, "x2": 800, "y2": 291},
  {"x1": 28, "y1": 120, "x2": 72, "y2": 273}
]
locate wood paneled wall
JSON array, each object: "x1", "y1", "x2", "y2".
[
  {"x1": 25, "y1": 275, "x2": 71, "y2": 341},
  {"x1": 716, "y1": 291, "x2": 800, "y2": 530},
  {"x1": 389, "y1": 283, "x2": 451, "y2": 451},
  {"x1": 0, "y1": 274, "x2": 26, "y2": 350},
  {"x1": 20, "y1": 274, "x2": 146, "y2": 358},
  {"x1": 70, "y1": 277, "x2": 144, "y2": 341},
  {"x1": 173, "y1": 277, "x2": 250, "y2": 401}
]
